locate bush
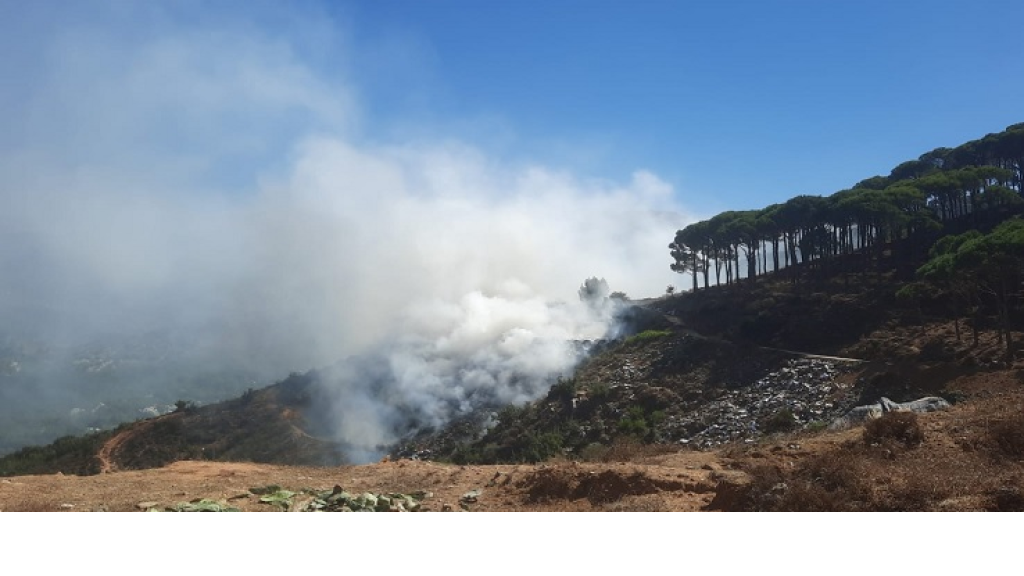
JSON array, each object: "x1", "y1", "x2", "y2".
[
  {"x1": 579, "y1": 438, "x2": 674, "y2": 463},
  {"x1": 805, "y1": 420, "x2": 828, "y2": 433},
  {"x1": 863, "y1": 412, "x2": 924, "y2": 448},
  {"x1": 577, "y1": 442, "x2": 610, "y2": 462},
  {"x1": 624, "y1": 329, "x2": 672, "y2": 346},
  {"x1": 496, "y1": 404, "x2": 528, "y2": 427},
  {"x1": 241, "y1": 388, "x2": 257, "y2": 403},
  {"x1": 617, "y1": 406, "x2": 649, "y2": 438},
  {"x1": 649, "y1": 410, "x2": 667, "y2": 426},
  {"x1": 512, "y1": 431, "x2": 565, "y2": 463},
  {"x1": 990, "y1": 487, "x2": 1024, "y2": 511},
  {"x1": 987, "y1": 418, "x2": 1024, "y2": 460},
  {"x1": 546, "y1": 377, "x2": 577, "y2": 402},
  {"x1": 588, "y1": 382, "x2": 611, "y2": 401},
  {"x1": 762, "y1": 409, "x2": 797, "y2": 433}
]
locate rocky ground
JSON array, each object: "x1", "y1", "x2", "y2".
[{"x1": 665, "y1": 357, "x2": 861, "y2": 448}]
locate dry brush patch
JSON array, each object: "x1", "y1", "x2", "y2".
[
  {"x1": 602, "y1": 493, "x2": 671, "y2": 512},
  {"x1": 724, "y1": 401, "x2": 1024, "y2": 511},
  {"x1": 577, "y1": 437, "x2": 680, "y2": 464},
  {"x1": 862, "y1": 412, "x2": 925, "y2": 449},
  {"x1": 517, "y1": 465, "x2": 689, "y2": 507}
]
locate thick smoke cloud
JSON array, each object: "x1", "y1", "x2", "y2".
[{"x1": 0, "y1": 3, "x2": 693, "y2": 459}]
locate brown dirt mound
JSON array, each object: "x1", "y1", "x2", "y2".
[{"x1": 519, "y1": 467, "x2": 690, "y2": 505}]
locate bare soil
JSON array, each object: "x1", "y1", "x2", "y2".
[{"x1": 0, "y1": 451, "x2": 729, "y2": 512}]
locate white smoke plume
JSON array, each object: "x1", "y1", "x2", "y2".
[{"x1": 0, "y1": 3, "x2": 694, "y2": 459}]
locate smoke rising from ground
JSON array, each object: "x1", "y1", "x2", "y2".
[{"x1": 0, "y1": 3, "x2": 694, "y2": 459}]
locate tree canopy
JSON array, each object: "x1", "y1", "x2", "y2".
[{"x1": 670, "y1": 123, "x2": 1024, "y2": 291}]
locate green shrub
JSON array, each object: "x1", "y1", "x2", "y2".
[
  {"x1": 618, "y1": 406, "x2": 649, "y2": 438},
  {"x1": 547, "y1": 377, "x2": 577, "y2": 402},
  {"x1": 523, "y1": 432, "x2": 565, "y2": 463},
  {"x1": 588, "y1": 382, "x2": 611, "y2": 401},
  {"x1": 805, "y1": 420, "x2": 828, "y2": 433},
  {"x1": 762, "y1": 409, "x2": 797, "y2": 433},
  {"x1": 496, "y1": 404, "x2": 528, "y2": 427},
  {"x1": 649, "y1": 410, "x2": 667, "y2": 426},
  {"x1": 624, "y1": 329, "x2": 672, "y2": 346},
  {"x1": 578, "y1": 442, "x2": 610, "y2": 462}
]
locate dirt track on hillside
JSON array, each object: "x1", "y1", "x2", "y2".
[{"x1": 96, "y1": 414, "x2": 179, "y2": 474}]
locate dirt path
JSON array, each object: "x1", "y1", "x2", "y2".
[
  {"x1": 96, "y1": 428, "x2": 128, "y2": 474},
  {"x1": 758, "y1": 346, "x2": 867, "y2": 363},
  {"x1": 664, "y1": 314, "x2": 866, "y2": 363},
  {"x1": 287, "y1": 422, "x2": 334, "y2": 443},
  {"x1": 96, "y1": 414, "x2": 175, "y2": 473}
]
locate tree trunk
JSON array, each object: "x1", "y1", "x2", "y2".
[
  {"x1": 702, "y1": 253, "x2": 710, "y2": 289},
  {"x1": 998, "y1": 280, "x2": 1015, "y2": 361},
  {"x1": 691, "y1": 252, "x2": 699, "y2": 291},
  {"x1": 972, "y1": 306, "x2": 980, "y2": 347}
]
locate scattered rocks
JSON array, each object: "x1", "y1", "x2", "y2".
[
  {"x1": 167, "y1": 499, "x2": 240, "y2": 512},
  {"x1": 253, "y1": 483, "x2": 434, "y2": 510},
  {"x1": 459, "y1": 489, "x2": 482, "y2": 510},
  {"x1": 662, "y1": 358, "x2": 858, "y2": 449},
  {"x1": 829, "y1": 396, "x2": 952, "y2": 430}
]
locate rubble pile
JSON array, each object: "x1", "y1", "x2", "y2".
[
  {"x1": 135, "y1": 486, "x2": 429, "y2": 512},
  {"x1": 660, "y1": 358, "x2": 859, "y2": 449},
  {"x1": 254, "y1": 485, "x2": 427, "y2": 512}
]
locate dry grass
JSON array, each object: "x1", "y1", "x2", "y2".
[
  {"x1": 986, "y1": 417, "x2": 1024, "y2": 461},
  {"x1": 518, "y1": 466, "x2": 686, "y2": 507},
  {"x1": 0, "y1": 499, "x2": 65, "y2": 512},
  {"x1": 602, "y1": 494, "x2": 671, "y2": 512},
  {"x1": 578, "y1": 437, "x2": 679, "y2": 464},
  {"x1": 863, "y1": 412, "x2": 925, "y2": 448},
  {"x1": 729, "y1": 390, "x2": 1024, "y2": 511}
]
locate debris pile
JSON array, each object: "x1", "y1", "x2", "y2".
[
  {"x1": 661, "y1": 358, "x2": 858, "y2": 449},
  {"x1": 133, "y1": 485, "x2": 430, "y2": 512},
  {"x1": 254, "y1": 484, "x2": 427, "y2": 512}
]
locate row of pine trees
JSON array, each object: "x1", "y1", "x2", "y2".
[
  {"x1": 670, "y1": 123, "x2": 1024, "y2": 290},
  {"x1": 669, "y1": 123, "x2": 1024, "y2": 359}
]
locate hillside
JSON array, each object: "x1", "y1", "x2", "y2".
[
  {"x1": 3, "y1": 279, "x2": 1023, "y2": 511},
  {"x1": 3, "y1": 123, "x2": 1024, "y2": 511},
  {"x1": 2, "y1": 363, "x2": 1021, "y2": 512}
]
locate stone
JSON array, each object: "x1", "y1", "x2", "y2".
[{"x1": 830, "y1": 395, "x2": 952, "y2": 430}]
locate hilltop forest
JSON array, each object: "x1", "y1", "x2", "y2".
[{"x1": 669, "y1": 123, "x2": 1024, "y2": 360}]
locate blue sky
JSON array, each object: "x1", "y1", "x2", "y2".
[
  {"x1": 339, "y1": 0, "x2": 1024, "y2": 213},
  {"x1": 5, "y1": 0, "x2": 1023, "y2": 216},
  {"x1": 2, "y1": 0, "x2": 1024, "y2": 327}
]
